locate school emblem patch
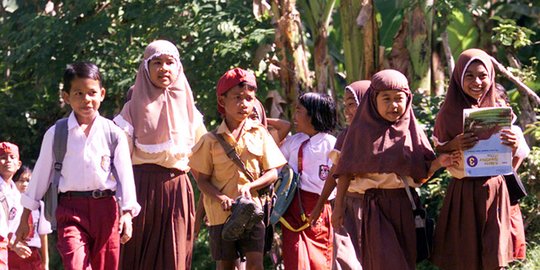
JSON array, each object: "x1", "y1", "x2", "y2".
[
  {"x1": 9, "y1": 207, "x2": 17, "y2": 220},
  {"x1": 101, "y1": 155, "x2": 111, "y2": 172},
  {"x1": 319, "y1": 165, "x2": 330, "y2": 180}
]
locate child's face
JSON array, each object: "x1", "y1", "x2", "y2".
[
  {"x1": 62, "y1": 78, "x2": 105, "y2": 124},
  {"x1": 462, "y1": 61, "x2": 491, "y2": 100},
  {"x1": 15, "y1": 172, "x2": 30, "y2": 193},
  {"x1": 148, "y1": 54, "x2": 179, "y2": 89},
  {"x1": 218, "y1": 84, "x2": 256, "y2": 124},
  {"x1": 0, "y1": 152, "x2": 21, "y2": 181},
  {"x1": 375, "y1": 90, "x2": 408, "y2": 122},
  {"x1": 294, "y1": 103, "x2": 315, "y2": 134},
  {"x1": 343, "y1": 90, "x2": 358, "y2": 125}
]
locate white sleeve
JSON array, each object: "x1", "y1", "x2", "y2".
[
  {"x1": 37, "y1": 201, "x2": 52, "y2": 234},
  {"x1": 512, "y1": 125, "x2": 531, "y2": 159},
  {"x1": 21, "y1": 127, "x2": 55, "y2": 211},
  {"x1": 113, "y1": 128, "x2": 141, "y2": 217}
]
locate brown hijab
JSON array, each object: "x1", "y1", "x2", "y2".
[
  {"x1": 335, "y1": 69, "x2": 436, "y2": 181},
  {"x1": 252, "y1": 99, "x2": 268, "y2": 128},
  {"x1": 334, "y1": 80, "x2": 371, "y2": 151},
  {"x1": 116, "y1": 40, "x2": 203, "y2": 154},
  {"x1": 433, "y1": 48, "x2": 497, "y2": 144}
]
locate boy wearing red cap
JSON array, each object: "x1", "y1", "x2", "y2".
[
  {"x1": 189, "y1": 68, "x2": 286, "y2": 270},
  {"x1": 0, "y1": 142, "x2": 30, "y2": 269}
]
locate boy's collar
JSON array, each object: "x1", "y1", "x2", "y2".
[
  {"x1": 216, "y1": 118, "x2": 258, "y2": 135},
  {"x1": 68, "y1": 111, "x2": 100, "y2": 130}
]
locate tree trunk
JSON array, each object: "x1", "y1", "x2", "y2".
[
  {"x1": 339, "y1": 0, "x2": 377, "y2": 83},
  {"x1": 406, "y1": 0, "x2": 433, "y2": 94},
  {"x1": 270, "y1": 0, "x2": 312, "y2": 119},
  {"x1": 299, "y1": 0, "x2": 336, "y2": 95},
  {"x1": 387, "y1": 0, "x2": 433, "y2": 94}
]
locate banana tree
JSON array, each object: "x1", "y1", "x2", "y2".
[{"x1": 339, "y1": 0, "x2": 378, "y2": 83}]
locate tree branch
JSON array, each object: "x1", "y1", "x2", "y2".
[{"x1": 490, "y1": 56, "x2": 540, "y2": 107}]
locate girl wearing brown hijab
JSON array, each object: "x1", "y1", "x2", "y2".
[
  {"x1": 334, "y1": 70, "x2": 455, "y2": 270},
  {"x1": 114, "y1": 40, "x2": 206, "y2": 270},
  {"x1": 431, "y1": 49, "x2": 519, "y2": 270}
]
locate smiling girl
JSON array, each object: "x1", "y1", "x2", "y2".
[
  {"x1": 431, "y1": 49, "x2": 517, "y2": 270},
  {"x1": 279, "y1": 92, "x2": 338, "y2": 270}
]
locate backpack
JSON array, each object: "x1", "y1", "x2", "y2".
[
  {"x1": 43, "y1": 117, "x2": 120, "y2": 229},
  {"x1": 269, "y1": 164, "x2": 298, "y2": 226}
]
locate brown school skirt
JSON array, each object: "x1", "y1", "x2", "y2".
[
  {"x1": 120, "y1": 164, "x2": 195, "y2": 270},
  {"x1": 431, "y1": 176, "x2": 513, "y2": 270},
  {"x1": 361, "y1": 188, "x2": 416, "y2": 270},
  {"x1": 332, "y1": 193, "x2": 363, "y2": 270}
]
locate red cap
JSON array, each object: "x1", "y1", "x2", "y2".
[
  {"x1": 216, "y1": 68, "x2": 257, "y2": 114},
  {"x1": 0, "y1": 142, "x2": 19, "y2": 158}
]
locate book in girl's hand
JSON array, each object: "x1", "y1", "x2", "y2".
[{"x1": 462, "y1": 107, "x2": 512, "y2": 177}]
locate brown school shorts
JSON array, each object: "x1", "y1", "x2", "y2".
[{"x1": 208, "y1": 221, "x2": 265, "y2": 261}]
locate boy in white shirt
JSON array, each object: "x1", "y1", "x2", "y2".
[
  {"x1": 0, "y1": 142, "x2": 28, "y2": 269},
  {"x1": 14, "y1": 62, "x2": 141, "y2": 270}
]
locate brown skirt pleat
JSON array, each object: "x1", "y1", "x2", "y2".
[
  {"x1": 333, "y1": 194, "x2": 363, "y2": 270},
  {"x1": 431, "y1": 176, "x2": 512, "y2": 270},
  {"x1": 361, "y1": 188, "x2": 416, "y2": 270},
  {"x1": 120, "y1": 164, "x2": 195, "y2": 270}
]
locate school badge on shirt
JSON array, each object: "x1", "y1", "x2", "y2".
[
  {"x1": 101, "y1": 155, "x2": 111, "y2": 172},
  {"x1": 319, "y1": 164, "x2": 330, "y2": 180}
]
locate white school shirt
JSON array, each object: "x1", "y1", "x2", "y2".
[
  {"x1": 280, "y1": 132, "x2": 336, "y2": 199},
  {"x1": 21, "y1": 112, "x2": 141, "y2": 217},
  {"x1": 0, "y1": 178, "x2": 21, "y2": 234},
  {"x1": 0, "y1": 178, "x2": 20, "y2": 239}
]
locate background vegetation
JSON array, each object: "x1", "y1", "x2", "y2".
[{"x1": 1, "y1": 0, "x2": 539, "y2": 269}]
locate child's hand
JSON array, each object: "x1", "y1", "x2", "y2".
[
  {"x1": 14, "y1": 212, "x2": 30, "y2": 244},
  {"x1": 500, "y1": 129, "x2": 519, "y2": 155},
  {"x1": 119, "y1": 211, "x2": 133, "y2": 244},
  {"x1": 308, "y1": 204, "x2": 323, "y2": 225},
  {"x1": 10, "y1": 241, "x2": 32, "y2": 259},
  {"x1": 219, "y1": 195, "x2": 234, "y2": 211},
  {"x1": 449, "y1": 132, "x2": 478, "y2": 151},
  {"x1": 331, "y1": 205, "x2": 345, "y2": 229},
  {"x1": 437, "y1": 152, "x2": 460, "y2": 168},
  {"x1": 239, "y1": 183, "x2": 252, "y2": 199}
]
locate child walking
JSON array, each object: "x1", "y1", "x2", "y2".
[
  {"x1": 279, "y1": 92, "x2": 338, "y2": 270},
  {"x1": 189, "y1": 67, "x2": 286, "y2": 270},
  {"x1": 0, "y1": 142, "x2": 24, "y2": 269},
  {"x1": 114, "y1": 40, "x2": 207, "y2": 270},
  {"x1": 9, "y1": 166, "x2": 52, "y2": 270},
  {"x1": 334, "y1": 69, "x2": 455, "y2": 270},
  {"x1": 431, "y1": 49, "x2": 519, "y2": 270},
  {"x1": 15, "y1": 62, "x2": 140, "y2": 270},
  {"x1": 311, "y1": 80, "x2": 370, "y2": 270}
]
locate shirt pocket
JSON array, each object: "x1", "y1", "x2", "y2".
[{"x1": 245, "y1": 136, "x2": 264, "y2": 157}]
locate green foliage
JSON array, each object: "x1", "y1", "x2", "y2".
[
  {"x1": 0, "y1": 0, "x2": 275, "y2": 165},
  {"x1": 492, "y1": 16, "x2": 535, "y2": 49},
  {"x1": 373, "y1": 0, "x2": 404, "y2": 49}
]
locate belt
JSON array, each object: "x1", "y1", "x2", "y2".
[{"x1": 59, "y1": 189, "x2": 115, "y2": 199}]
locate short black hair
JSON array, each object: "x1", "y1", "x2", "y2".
[
  {"x1": 63, "y1": 62, "x2": 102, "y2": 93},
  {"x1": 13, "y1": 165, "x2": 31, "y2": 182},
  {"x1": 298, "y1": 92, "x2": 337, "y2": 133}
]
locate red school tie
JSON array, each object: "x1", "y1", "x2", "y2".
[
  {"x1": 26, "y1": 212, "x2": 35, "y2": 239},
  {"x1": 297, "y1": 138, "x2": 310, "y2": 176}
]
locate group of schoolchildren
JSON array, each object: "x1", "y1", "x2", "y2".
[{"x1": 0, "y1": 39, "x2": 531, "y2": 270}]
